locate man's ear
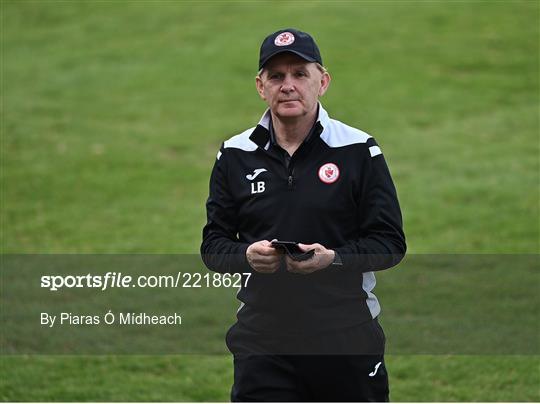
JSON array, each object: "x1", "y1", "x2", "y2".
[
  {"x1": 318, "y1": 72, "x2": 331, "y2": 97},
  {"x1": 255, "y1": 75, "x2": 266, "y2": 100}
]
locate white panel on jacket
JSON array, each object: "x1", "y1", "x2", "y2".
[
  {"x1": 223, "y1": 127, "x2": 258, "y2": 152},
  {"x1": 320, "y1": 119, "x2": 372, "y2": 148}
]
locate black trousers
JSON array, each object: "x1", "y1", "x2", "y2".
[{"x1": 227, "y1": 319, "x2": 389, "y2": 402}]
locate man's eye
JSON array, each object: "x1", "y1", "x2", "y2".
[
  {"x1": 268, "y1": 73, "x2": 281, "y2": 80},
  {"x1": 295, "y1": 71, "x2": 307, "y2": 77}
]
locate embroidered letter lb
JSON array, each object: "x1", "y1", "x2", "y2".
[{"x1": 251, "y1": 181, "x2": 265, "y2": 194}]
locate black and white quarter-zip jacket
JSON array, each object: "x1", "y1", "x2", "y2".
[{"x1": 201, "y1": 104, "x2": 406, "y2": 334}]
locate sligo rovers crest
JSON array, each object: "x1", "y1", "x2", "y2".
[{"x1": 318, "y1": 163, "x2": 340, "y2": 184}]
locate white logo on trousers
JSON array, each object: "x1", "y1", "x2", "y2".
[{"x1": 369, "y1": 362, "x2": 382, "y2": 377}]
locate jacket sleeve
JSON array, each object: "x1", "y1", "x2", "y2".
[
  {"x1": 200, "y1": 145, "x2": 251, "y2": 274},
  {"x1": 334, "y1": 138, "x2": 406, "y2": 272}
]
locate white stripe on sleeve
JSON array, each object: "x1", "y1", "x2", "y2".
[{"x1": 369, "y1": 146, "x2": 382, "y2": 157}]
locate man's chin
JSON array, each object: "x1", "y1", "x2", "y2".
[{"x1": 274, "y1": 106, "x2": 305, "y2": 119}]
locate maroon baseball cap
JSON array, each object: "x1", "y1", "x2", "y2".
[{"x1": 258, "y1": 28, "x2": 323, "y2": 70}]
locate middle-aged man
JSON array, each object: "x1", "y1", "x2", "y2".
[{"x1": 201, "y1": 28, "x2": 406, "y2": 402}]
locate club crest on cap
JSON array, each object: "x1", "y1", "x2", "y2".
[
  {"x1": 274, "y1": 32, "x2": 295, "y2": 46},
  {"x1": 318, "y1": 163, "x2": 340, "y2": 184}
]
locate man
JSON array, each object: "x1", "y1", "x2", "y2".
[{"x1": 201, "y1": 28, "x2": 405, "y2": 402}]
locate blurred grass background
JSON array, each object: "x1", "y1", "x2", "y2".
[{"x1": 1, "y1": 0, "x2": 538, "y2": 401}]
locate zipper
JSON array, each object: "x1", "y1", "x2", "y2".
[{"x1": 287, "y1": 166, "x2": 295, "y2": 190}]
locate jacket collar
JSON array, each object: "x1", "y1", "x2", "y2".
[{"x1": 249, "y1": 102, "x2": 330, "y2": 148}]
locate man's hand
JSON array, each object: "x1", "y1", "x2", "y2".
[
  {"x1": 286, "y1": 243, "x2": 335, "y2": 274},
  {"x1": 246, "y1": 240, "x2": 281, "y2": 273}
]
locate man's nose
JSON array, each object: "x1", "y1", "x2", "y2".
[{"x1": 280, "y1": 75, "x2": 295, "y2": 93}]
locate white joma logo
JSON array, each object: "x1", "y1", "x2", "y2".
[
  {"x1": 246, "y1": 168, "x2": 267, "y2": 181},
  {"x1": 369, "y1": 362, "x2": 382, "y2": 377}
]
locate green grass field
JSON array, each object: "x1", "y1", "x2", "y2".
[{"x1": 1, "y1": 0, "x2": 539, "y2": 401}]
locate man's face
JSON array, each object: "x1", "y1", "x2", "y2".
[{"x1": 255, "y1": 53, "x2": 330, "y2": 121}]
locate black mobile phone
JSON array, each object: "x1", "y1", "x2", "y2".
[{"x1": 271, "y1": 240, "x2": 315, "y2": 261}]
